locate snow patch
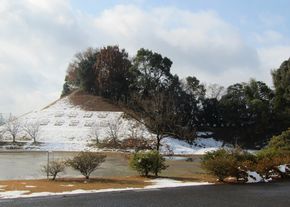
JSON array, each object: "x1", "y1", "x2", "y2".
[
  {"x1": 160, "y1": 137, "x2": 224, "y2": 155},
  {"x1": 0, "y1": 191, "x2": 30, "y2": 199},
  {"x1": 0, "y1": 179, "x2": 212, "y2": 199},
  {"x1": 277, "y1": 164, "x2": 290, "y2": 173},
  {"x1": 246, "y1": 171, "x2": 263, "y2": 183},
  {"x1": 145, "y1": 178, "x2": 211, "y2": 189},
  {"x1": 25, "y1": 185, "x2": 36, "y2": 188}
]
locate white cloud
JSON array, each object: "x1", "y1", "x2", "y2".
[
  {"x1": 257, "y1": 45, "x2": 290, "y2": 86},
  {"x1": 93, "y1": 5, "x2": 260, "y2": 80},
  {"x1": 0, "y1": 0, "x2": 82, "y2": 115},
  {"x1": 0, "y1": 1, "x2": 287, "y2": 114}
]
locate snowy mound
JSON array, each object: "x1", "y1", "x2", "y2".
[
  {"x1": 1, "y1": 97, "x2": 225, "y2": 154},
  {"x1": 1, "y1": 97, "x2": 152, "y2": 151}
]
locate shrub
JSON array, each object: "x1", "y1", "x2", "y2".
[
  {"x1": 256, "y1": 129, "x2": 290, "y2": 178},
  {"x1": 42, "y1": 160, "x2": 65, "y2": 180},
  {"x1": 201, "y1": 149, "x2": 238, "y2": 181},
  {"x1": 67, "y1": 152, "x2": 106, "y2": 179},
  {"x1": 149, "y1": 150, "x2": 168, "y2": 176},
  {"x1": 130, "y1": 150, "x2": 168, "y2": 177},
  {"x1": 201, "y1": 148, "x2": 257, "y2": 181},
  {"x1": 97, "y1": 137, "x2": 121, "y2": 149},
  {"x1": 266, "y1": 128, "x2": 290, "y2": 151},
  {"x1": 257, "y1": 128, "x2": 290, "y2": 159},
  {"x1": 255, "y1": 154, "x2": 290, "y2": 179},
  {"x1": 120, "y1": 138, "x2": 152, "y2": 151},
  {"x1": 130, "y1": 151, "x2": 151, "y2": 177}
]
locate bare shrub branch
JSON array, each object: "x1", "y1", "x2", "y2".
[
  {"x1": 42, "y1": 160, "x2": 65, "y2": 180},
  {"x1": 106, "y1": 118, "x2": 121, "y2": 146}
]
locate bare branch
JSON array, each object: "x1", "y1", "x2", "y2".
[
  {"x1": 5, "y1": 114, "x2": 21, "y2": 143},
  {"x1": 23, "y1": 121, "x2": 41, "y2": 143},
  {"x1": 42, "y1": 160, "x2": 65, "y2": 180},
  {"x1": 106, "y1": 118, "x2": 121, "y2": 146}
]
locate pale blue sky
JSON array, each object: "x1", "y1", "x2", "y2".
[{"x1": 0, "y1": 0, "x2": 289, "y2": 114}]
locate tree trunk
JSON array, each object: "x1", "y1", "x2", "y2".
[
  {"x1": 12, "y1": 135, "x2": 16, "y2": 143},
  {"x1": 156, "y1": 134, "x2": 161, "y2": 151},
  {"x1": 52, "y1": 173, "x2": 57, "y2": 181},
  {"x1": 86, "y1": 175, "x2": 89, "y2": 179}
]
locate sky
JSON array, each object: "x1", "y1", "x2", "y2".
[{"x1": 1, "y1": 0, "x2": 290, "y2": 115}]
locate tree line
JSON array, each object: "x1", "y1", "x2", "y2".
[{"x1": 62, "y1": 45, "x2": 290, "y2": 149}]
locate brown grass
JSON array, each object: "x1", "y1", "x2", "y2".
[
  {"x1": 67, "y1": 90, "x2": 122, "y2": 111},
  {"x1": 0, "y1": 177, "x2": 149, "y2": 195}
]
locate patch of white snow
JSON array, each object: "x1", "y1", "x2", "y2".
[{"x1": 246, "y1": 171, "x2": 263, "y2": 183}]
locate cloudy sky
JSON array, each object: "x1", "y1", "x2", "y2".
[{"x1": 1, "y1": 0, "x2": 290, "y2": 115}]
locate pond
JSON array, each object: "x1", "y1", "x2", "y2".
[{"x1": 0, "y1": 151, "x2": 204, "y2": 180}]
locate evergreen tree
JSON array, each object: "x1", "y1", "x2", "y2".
[{"x1": 272, "y1": 58, "x2": 290, "y2": 131}]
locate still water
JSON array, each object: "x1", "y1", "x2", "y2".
[{"x1": 0, "y1": 151, "x2": 136, "y2": 180}]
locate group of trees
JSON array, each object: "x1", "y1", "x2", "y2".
[
  {"x1": 44, "y1": 150, "x2": 167, "y2": 180},
  {"x1": 0, "y1": 114, "x2": 41, "y2": 143},
  {"x1": 62, "y1": 45, "x2": 290, "y2": 149}
]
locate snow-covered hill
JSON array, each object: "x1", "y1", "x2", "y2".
[{"x1": 0, "y1": 96, "x2": 224, "y2": 154}]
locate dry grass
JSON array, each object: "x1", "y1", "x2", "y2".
[
  {"x1": 160, "y1": 158, "x2": 217, "y2": 183},
  {"x1": 0, "y1": 176, "x2": 149, "y2": 195},
  {"x1": 68, "y1": 90, "x2": 122, "y2": 112}
]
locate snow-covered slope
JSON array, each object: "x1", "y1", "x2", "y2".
[
  {"x1": 1, "y1": 97, "x2": 152, "y2": 151},
  {"x1": 0, "y1": 97, "x2": 225, "y2": 154}
]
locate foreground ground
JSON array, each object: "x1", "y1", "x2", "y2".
[
  {"x1": 1, "y1": 180, "x2": 290, "y2": 207},
  {"x1": 0, "y1": 152, "x2": 215, "y2": 198}
]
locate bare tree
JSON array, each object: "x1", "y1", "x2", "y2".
[
  {"x1": 42, "y1": 160, "x2": 65, "y2": 180},
  {"x1": 137, "y1": 92, "x2": 176, "y2": 151},
  {"x1": 5, "y1": 114, "x2": 21, "y2": 143},
  {"x1": 106, "y1": 118, "x2": 121, "y2": 146},
  {"x1": 0, "y1": 113, "x2": 5, "y2": 126},
  {"x1": 206, "y1": 83, "x2": 225, "y2": 100},
  {"x1": 0, "y1": 128, "x2": 4, "y2": 141},
  {"x1": 177, "y1": 125, "x2": 197, "y2": 145},
  {"x1": 24, "y1": 121, "x2": 41, "y2": 143},
  {"x1": 91, "y1": 123, "x2": 100, "y2": 144},
  {"x1": 0, "y1": 114, "x2": 6, "y2": 140}
]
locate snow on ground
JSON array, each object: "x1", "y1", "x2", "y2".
[
  {"x1": 246, "y1": 171, "x2": 264, "y2": 183},
  {"x1": 277, "y1": 164, "x2": 290, "y2": 173},
  {"x1": 0, "y1": 191, "x2": 30, "y2": 199},
  {"x1": 0, "y1": 179, "x2": 212, "y2": 199},
  {"x1": 24, "y1": 186, "x2": 36, "y2": 188},
  {"x1": 160, "y1": 137, "x2": 224, "y2": 155},
  {"x1": 145, "y1": 178, "x2": 211, "y2": 189},
  {"x1": 0, "y1": 97, "x2": 153, "y2": 151},
  {"x1": 0, "y1": 97, "x2": 225, "y2": 154}
]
